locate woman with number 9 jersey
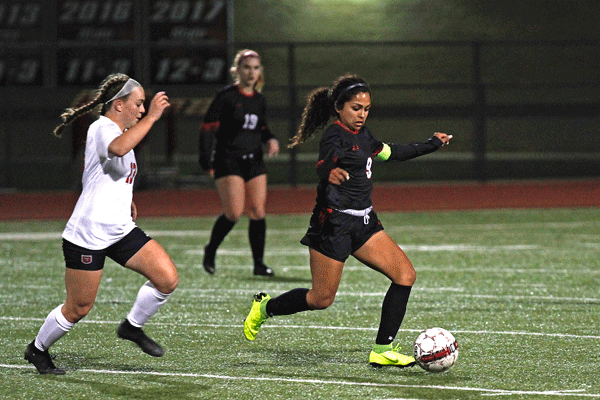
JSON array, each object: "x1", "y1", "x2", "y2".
[
  {"x1": 24, "y1": 73, "x2": 179, "y2": 375},
  {"x1": 198, "y1": 49, "x2": 280, "y2": 277},
  {"x1": 243, "y1": 74, "x2": 453, "y2": 369}
]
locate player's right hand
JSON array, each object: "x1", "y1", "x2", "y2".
[{"x1": 329, "y1": 167, "x2": 350, "y2": 185}]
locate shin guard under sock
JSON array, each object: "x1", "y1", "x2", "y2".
[
  {"x1": 375, "y1": 283, "x2": 412, "y2": 345},
  {"x1": 265, "y1": 288, "x2": 310, "y2": 317},
  {"x1": 206, "y1": 214, "x2": 236, "y2": 252},
  {"x1": 35, "y1": 304, "x2": 74, "y2": 351},
  {"x1": 248, "y1": 218, "x2": 266, "y2": 266}
]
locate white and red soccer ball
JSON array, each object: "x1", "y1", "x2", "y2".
[{"x1": 413, "y1": 327, "x2": 458, "y2": 372}]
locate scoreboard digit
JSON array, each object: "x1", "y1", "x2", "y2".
[
  {"x1": 0, "y1": 2, "x2": 41, "y2": 27},
  {"x1": 149, "y1": 0, "x2": 226, "y2": 42},
  {"x1": 0, "y1": 54, "x2": 42, "y2": 85},
  {"x1": 57, "y1": 49, "x2": 135, "y2": 85},
  {"x1": 0, "y1": 0, "x2": 44, "y2": 42},
  {"x1": 150, "y1": 48, "x2": 226, "y2": 84},
  {"x1": 57, "y1": 0, "x2": 135, "y2": 41}
]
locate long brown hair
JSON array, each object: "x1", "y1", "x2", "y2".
[
  {"x1": 52, "y1": 73, "x2": 131, "y2": 137},
  {"x1": 289, "y1": 74, "x2": 370, "y2": 148}
]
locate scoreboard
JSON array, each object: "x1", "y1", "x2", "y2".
[
  {"x1": 0, "y1": 0, "x2": 230, "y2": 86},
  {"x1": 0, "y1": 1, "x2": 44, "y2": 85}
]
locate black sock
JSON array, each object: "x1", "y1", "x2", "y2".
[
  {"x1": 265, "y1": 288, "x2": 310, "y2": 317},
  {"x1": 249, "y1": 219, "x2": 266, "y2": 266},
  {"x1": 375, "y1": 283, "x2": 412, "y2": 345},
  {"x1": 206, "y1": 215, "x2": 236, "y2": 252}
]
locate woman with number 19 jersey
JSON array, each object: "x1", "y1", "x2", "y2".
[
  {"x1": 198, "y1": 84, "x2": 274, "y2": 170},
  {"x1": 198, "y1": 49, "x2": 280, "y2": 277},
  {"x1": 63, "y1": 116, "x2": 137, "y2": 249}
]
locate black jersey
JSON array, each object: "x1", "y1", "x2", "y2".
[
  {"x1": 198, "y1": 85, "x2": 275, "y2": 170},
  {"x1": 314, "y1": 121, "x2": 443, "y2": 210}
]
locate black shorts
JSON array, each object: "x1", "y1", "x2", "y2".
[
  {"x1": 212, "y1": 152, "x2": 267, "y2": 181},
  {"x1": 63, "y1": 227, "x2": 152, "y2": 271},
  {"x1": 300, "y1": 206, "x2": 384, "y2": 262}
]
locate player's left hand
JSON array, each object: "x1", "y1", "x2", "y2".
[
  {"x1": 266, "y1": 138, "x2": 280, "y2": 157},
  {"x1": 434, "y1": 132, "x2": 453, "y2": 146}
]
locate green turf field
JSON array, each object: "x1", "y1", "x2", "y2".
[{"x1": 1, "y1": 208, "x2": 600, "y2": 399}]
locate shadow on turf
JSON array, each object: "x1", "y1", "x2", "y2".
[
  {"x1": 43, "y1": 374, "x2": 209, "y2": 397},
  {"x1": 49, "y1": 352, "x2": 158, "y2": 372},
  {"x1": 238, "y1": 346, "x2": 470, "y2": 381},
  {"x1": 18, "y1": 348, "x2": 171, "y2": 376}
]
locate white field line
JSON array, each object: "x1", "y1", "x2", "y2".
[
  {"x1": 2, "y1": 283, "x2": 600, "y2": 305},
  {"x1": 2, "y1": 283, "x2": 599, "y2": 304},
  {"x1": 2, "y1": 315, "x2": 600, "y2": 340},
  {"x1": 0, "y1": 232, "x2": 64, "y2": 240},
  {"x1": 165, "y1": 263, "x2": 600, "y2": 275},
  {"x1": 0, "y1": 364, "x2": 599, "y2": 398},
  {"x1": 2, "y1": 260, "x2": 598, "y2": 275},
  {"x1": 178, "y1": 244, "x2": 541, "y2": 256},
  {"x1": 0, "y1": 219, "x2": 598, "y2": 241}
]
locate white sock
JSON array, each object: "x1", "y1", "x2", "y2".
[
  {"x1": 126, "y1": 281, "x2": 170, "y2": 328},
  {"x1": 35, "y1": 304, "x2": 74, "y2": 351}
]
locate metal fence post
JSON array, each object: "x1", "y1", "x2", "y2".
[
  {"x1": 288, "y1": 42, "x2": 298, "y2": 187},
  {"x1": 472, "y1": 41, "x2": 487, "y2": 181}
]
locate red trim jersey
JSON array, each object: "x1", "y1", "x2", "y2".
[
  {"x1": 198, "y1": 84, "x2": 275, "y2": 170},
  {"x1": 314, "y1": 121, "x2": 443, "y2": 210},
  {"x1": 63, "y1": 116, "x2": 137, "y2": 249}
]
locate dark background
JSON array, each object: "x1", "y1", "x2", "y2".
[{"x1": 1, "y1": 0, "x2": 598, "y2": 190}]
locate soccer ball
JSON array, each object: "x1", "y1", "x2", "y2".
[{"x1": 413, "y1": 327, "x2": 458, "y2": 372}]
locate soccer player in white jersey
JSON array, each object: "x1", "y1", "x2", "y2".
[{"x1": 24, "y1": 74, "x2": 178, "y2": 374}]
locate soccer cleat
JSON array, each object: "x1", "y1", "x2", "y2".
[
  {"x1": 24, "y1": 341, "x2": 66, "y2": 375},
  {"x1": 253, "y1": 263, "x2": 274, "y2": 277},
  {"x1": 244, "y1": 292, "x2": 271, "y2": 340},
  {"x1": 203, "y1": 245, "x2": 216, "y2": 275},
  {"x1": 117, "y1": 319, "x2": 164, "y2": 357},
  {"x1": 369, "y1": 344, "x2": 416, "y2": 368}
]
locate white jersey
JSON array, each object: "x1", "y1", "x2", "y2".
[{"x1": 63, "y1": 116, "x2": 137, "y2": 249}]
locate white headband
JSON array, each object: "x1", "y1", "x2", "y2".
[{"x1": 106, "y1": 78, "x2": 142, "y2": 104}]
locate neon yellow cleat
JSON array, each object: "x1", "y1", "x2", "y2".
[
  {"x1": 369, "y1": 343, "x2": 416, "y2": 368},
  {"x1": 244, "y1": 292, "x2": 271, "y2": 341}
]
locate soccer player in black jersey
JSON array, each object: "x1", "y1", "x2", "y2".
[
  {"x1": 244, "y1": 74, "x2": 453, "y2": 367},
  {"x1": 199, "y1": 49, "x2": 280, "y2": 276}
]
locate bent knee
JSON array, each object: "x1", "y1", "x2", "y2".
[
  {"x1": 223, "y1": 211, "x2": 242, "y2": 222},
  {"x1": 155, "y1": 271, "x2": 179, "y2": 294},
  {"x1": 64, "y1": 303, "x2": 93, "y2": 323},
  {"x1": 392, "y1": 265, "x2": 416, "y2": 286},
  {"x1": 165, "y1": 275, "x2": 179, "y2": 294},
  {"x1": 405, "y1": 267, "x2": 417, "y2": 285},
  {"x1": 247, "y1": 207, "x2": 266, "y2": 220},
  {"x1": 308, "y1": 293, "x2": 336, "y2": 310}
]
